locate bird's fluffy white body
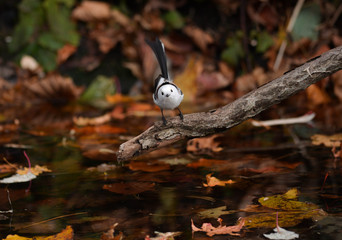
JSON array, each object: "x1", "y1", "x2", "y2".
[{"x1": 153, "y1": 79, "x2": 184, "y2": 110}]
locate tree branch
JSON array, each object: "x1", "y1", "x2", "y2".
[{"x1": 117, "y1": 46, "x2": 342, "y2": 161}]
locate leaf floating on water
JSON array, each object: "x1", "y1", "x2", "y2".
[
  {"x1": 187, "y1": 134, "x2": 223, "y2": 153},
  {"x1": 17, "y1": 165, "x2": 52, "y2": 176},
  {"x1": 258, "y1": 188, "x2": 318, "y2": 211},
  {"x1": 311, "y1": 133, "x2": 342, "y2": 147},
  {"x1": 0, "y1": 165, "x2": 51, "y2": 184},
  {"x1": 3, "y1": 225, "x2": 73, "y2": 240},
  {"x1": 0, "y1": 172, "x2": 36, "y2": 184},
  {"x1": 145, "y1": 231, "x2": 182, "y2": 240},
  {"x1": 191, "y1": 218, "x2": 244, "y2": 237},
  {"x1": 264, "y1": 227, "x2": 299, "y2": 240},
  {"x1": 203, "y1": 173, "x2": 235, "y2": 187}
]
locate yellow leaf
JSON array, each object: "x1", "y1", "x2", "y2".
[
  {"x1": 258, "y1": 188, "x2": 317, "y2": 211},
  {"x1": 17, "y1": 165, "x2": 52, "y2": 176},
  {"x1": 173, "y1": 55, "x2": 202, "y2": 102},
  {"x1": 3, "y1": 226, "x2": 73, "y2": 240}
]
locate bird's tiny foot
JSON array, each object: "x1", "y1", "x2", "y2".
[{"x1": 162, "y1": 116, "x2": 167, "y2": 126}]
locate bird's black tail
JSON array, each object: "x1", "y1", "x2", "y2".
[{"x1": 145, "y1": 38, "x2": 168, "y2": 79}]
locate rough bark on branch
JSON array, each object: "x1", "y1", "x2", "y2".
[{"x1": 117, "y1": 46, "x2": 342, "y2": 161}]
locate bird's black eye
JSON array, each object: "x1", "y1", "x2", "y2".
[
  {"x1": 161, "y1": 92, "x2": 164, "y2": 95},
  {"x1": 171, "y1": 89, "x2": 173, "y2": 92}
]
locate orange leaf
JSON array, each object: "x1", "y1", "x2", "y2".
[
  {"x1": 103, "y1": 182, "x2": 155, "y2": 195},
  {"x1": 128, "y1": 161, "x2": 170, "y2": 172},
  {"x1": 203, "y1": 173, "x2": 235, "y2": 187}
]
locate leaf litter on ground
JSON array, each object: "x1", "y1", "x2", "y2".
[{"x1": 203, "y1": 173, "x2": 235, "y2": 187}]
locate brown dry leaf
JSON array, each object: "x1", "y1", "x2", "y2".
[
  {"x1": 72, "y1": 1, "x2": 111, "y2": 21},
  {"x1": 197, "y1": 72, "x2": 233, "y2": 94},
  {"x1": 174, "y1": 55, "x2": 203, "y2": 102},
  {"x1": 0, "y1": 164, "x2": 18, "y2": 173},
  {"x1": 17, "y1": 165, "x2": 51, "y2": 176},
  {"x1": 111, "y1": 9, "x2": 132, "y2": 30},
  {"x1": 311, "y1": 133, "x2": 342, "y2": 147},
  {"x1": 137, "y1": 10, "x2": 165, "y2": 31},
  {"x1": 90, "y1": 28, "x2": 124, "y2": 54},
  {"x1": 57, "y1": 44, "x2": 77, "y2": 64},
  {"x1": 183, "y1": 25, "x2": 214, "y2": 52},
  {"x1": 24, "y1": 74, "x2": 83, "y2": 104},
  {"x1": 128, "y1": 161, "x2": 170, "y2": 172},
  {"x1": 306, "y1": 84, "x2": 330, "y2": 107},
  {"x1": 203, "y1": 173, "x2": 235, "y2": 187},
  {"x1": 187, "y1": 134, "x2": 223, "y2": 153},
  {"x1": 123, "y1": 62, "x2": 143, "y2": 80},
  {"x1": 332, "y1": 70, "x2": 342, "y2": 102},
  {"x1": 73, "y1": 113, "x2": 112, "y2": 126},
  {"x1": 103, "y1": 182, "x2": 155, "y2": 195},
  {"x1": 247, "y1": 2, "x2": 279, "y2": 31},
  {"x1": 110, "y1": 106, "x2": 126, "y2": 120},
  {"x1": 191, "y1": 218, "x2": 245, "y2": 237},
  {"x1": 234, "y1": 73, "x2": 258, "y2": 97},
  {"x1": 74, "y1": 125, "x2": 127, "y2": 135},
  {"x1": 0, "y1": 123, "x2": 19, "y2": 133}
]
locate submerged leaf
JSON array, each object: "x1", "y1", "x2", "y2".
[
  {"x1": 103, "y1": 182, "x2": 155, "y2": 195},
  {"x1": 198, "y1": 206, "x2": 235, "y2": 219}
]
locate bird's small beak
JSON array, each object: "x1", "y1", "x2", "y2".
[{"x1": 166, "y1": 94, "x2": 170, "y2": 97}]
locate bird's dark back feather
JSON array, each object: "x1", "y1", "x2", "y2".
[{"x1": 145, "y1": 38, "x2": 169, "y2": 80}]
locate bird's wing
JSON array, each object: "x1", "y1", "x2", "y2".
[{"x1": 145, "y1": 38, "x2": 169, "y2": 80}]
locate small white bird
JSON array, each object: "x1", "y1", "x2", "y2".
[{"x1": 146, "y1": 38, "x2": 184, "y2": 125}]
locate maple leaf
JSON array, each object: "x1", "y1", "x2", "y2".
[
  {"x1": 191, "y1": 218, "x2": 245, "y2": 237},
  {"x1": 203, "y1": 173, "x2": 235, "y2": 187}
]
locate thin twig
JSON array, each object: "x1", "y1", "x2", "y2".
[{"x1": 273, "y1": 0, "x2": 305, "y2": 71}]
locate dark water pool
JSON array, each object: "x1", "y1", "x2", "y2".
[{"x1": 0, "y1": 120, "x2": 342, "y2": 240}]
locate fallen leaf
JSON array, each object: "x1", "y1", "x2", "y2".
[
  {"x1": 258, "y1": 188, "x2": 318, "y2": 211},
  {"x1": 73, "y1": 113, "x2": 112, "y2": 126},
  {"x1": 306, "y1": 84, "x2": 330, "y2": 107},
  {"x1": 0, "y1": 172, "x2": 36, "y2": 184},
  {"x1": 183, "y1": 25, "x2": 214, "y2": 52},
  {"x1": 197, "y1": 72, "x2": 233, "y2": 94},
  {"x1": 17, "y1": 165, "x2": 52, "y2": 176},
  {"x1": 57, "y1": 44, "x2": 77, "y2": 64},
  {"x1": 203, "y1": 173, "x2": 235, "y2": 187},
  {"x1": 332, "y1": 70, "x2": 342, "y2": 102},
  {"x1": 3, "y1": 225, "x2": 74, "y2": 240},
  {"x1": 173, "y1": 56, "x2": 203, "y2": 102},
  {"x1": 191, "y1": 218, "x2": 244, "y2": 237},
  {"x1": 241, "y1": 209, "x2": 327, "y2": 229},
  {"x1": 72, "y1": 1, "x2": 111, "y2": 21},
  {"x1": 0, "y1": 164, "x2": 18, "y2": 173},
  {"x1": 311, "y1": 133, "x2": 342, "y2": 147},
  {"x1": 197, "y1": 206, "x2": 235, "y2": 219},
  {"x1": 103, "y1": 182, "x2": 155, "y2": 195},
  {"x1": 264, "y1": 227, "x2": 299, "y2": 240},
  {"x1": 145, "y1": 231, "x2": 182, "y2": 240}
]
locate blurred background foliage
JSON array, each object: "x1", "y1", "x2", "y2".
[{"x1": 0, "y1": 0, "x2": 341, "y2": 108}]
